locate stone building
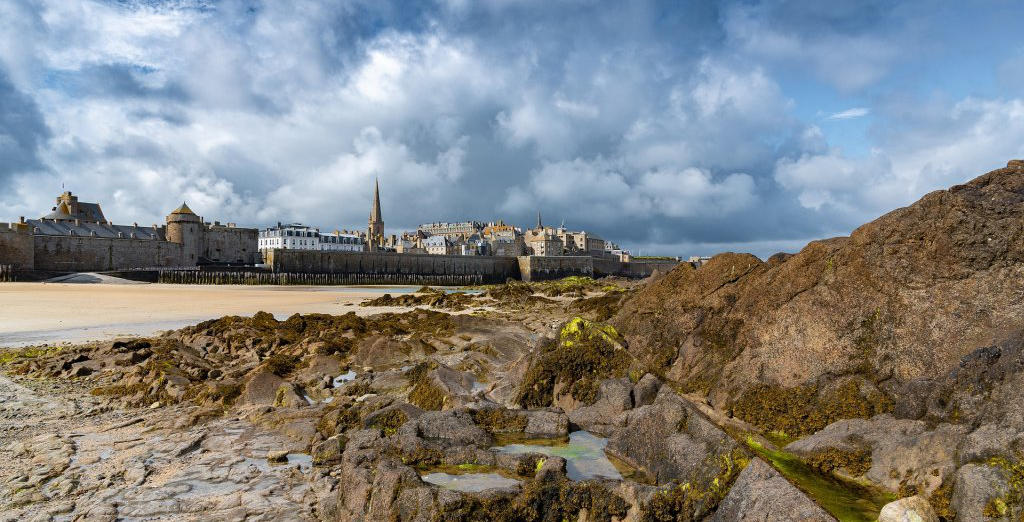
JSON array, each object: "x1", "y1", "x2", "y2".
[
  {"x1": 417, "y1": 221, "x2": 484, "y2": 239},
  {"x1": 0, "y1": 191, "x2": 257, "y2": 272},
  {"x1": 423, "y1": 234, "x2": 454, "y2": 255}
]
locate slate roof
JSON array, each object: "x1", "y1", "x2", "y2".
[{"x1": 27, "y1": 219, "x2": 163, "y2": 240}]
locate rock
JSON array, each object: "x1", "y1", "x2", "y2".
[
  {"x1": 878, "y1": 496, "x2": 938, "y2": 522},
  {"x1": 241, "y1": 371, "x2": 286, "y2": 405},
  {"x1": 523, "y1": 409, "x2": 568, "y2": 437},
  {"x1": 273, "y1": 383, "x2": 307, "y2": 408},
  {"x1": 784, "y1": 415, "x2": 965, "y2": 496},
  {"x1": 959, "y1": 424, "x2": 1024, "y2": 465},
  {"x1": 951, "y1": 463, "x2": 1013, "y2": 521},
  {"x1": 266, "y1": 450, "x2": 289, "y2": 463},
  {"x1": 713, "y1": 459, "x2": 835, "y2": 521},
  {"x1": 612, "y1": 161, "x2": 1024, "y2": 434},
  {"x1": 566, "y1": 378, "x2": 633, "y2": 434},
  {"x1": 608, "y1": 388, "x2": 737, "y2": 484},
  {"x1": 412, "y1": 410, "x2": 490, "y2": 447},
  {"x1": 632, "y1": 373, "x2": 661, "y2": 407},
  {"x1": 312, "y1": 435, "x2": 347, "y2": 466}
]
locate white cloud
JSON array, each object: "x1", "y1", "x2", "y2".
[
  {"x1": 776, "y1": 97, "x2": 1024, "y2": 216},
  {"x1": 502, "y1": 157, "x2": 757, "y2": 223},
  {"x1": 827, "y1": 107, "x2": 870, "y2": 120}
]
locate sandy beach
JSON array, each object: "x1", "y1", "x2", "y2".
[{"x1": 0, "y1": 282, "x2": 419, "y2": 347}]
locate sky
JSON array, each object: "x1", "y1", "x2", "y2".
[{"x1": 1, "y1": 0, "x2": 1023, "y2": 258}]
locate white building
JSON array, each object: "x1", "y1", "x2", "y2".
[
  {"x1": 320, "y1": 230, "x2": 365, "y2": 252},
  {"x1": 258, "y1": 223, "x2": 364, "y2": 254}
]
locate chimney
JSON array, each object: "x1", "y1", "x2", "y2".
[{"x1": 18, "y1": 216, "x2": 24, "y2": 224}]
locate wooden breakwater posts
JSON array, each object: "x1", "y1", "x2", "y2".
[
  {"x1": 157, "y1": 270, "x2": 486, "y2": 286},
  {"x1": 0, "y1": 264, "x2": 14, "y2": 282}
]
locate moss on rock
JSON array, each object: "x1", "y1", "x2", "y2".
[
  {"x1": 516, "y1": 317, "x2": 633, "y2": 408},
  {"x1": 805, "y1": 448, "x2": 872, "y2": 477},
  {"x1": 731, "y1": 379, "x2": 892, "y2": 437}
]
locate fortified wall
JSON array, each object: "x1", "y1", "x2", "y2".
[
  {"x1": 267, "y1": 250, "x2": 520, "y2": 284},
  {"x1": 269, "y1": 250, "x2": 678, "y2": 283},
  {"x1": 0, "y1": 222, "x2": 34, "y2": 270},
  {"x1": 0, "y1": 194, "x2": 257, "y2": 274},
  {"x1": 32, "y1": 235, "x2": 185, "y2": 272}
]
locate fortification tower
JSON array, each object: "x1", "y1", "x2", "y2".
[
  {"x1": 165, "y1": 202, "x2": 204, "y2": 264},
  {"x1": 367, "y1": 178, "x2": 384, "y2": 251}
]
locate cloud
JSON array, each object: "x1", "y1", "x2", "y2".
[
  {"x1": 0, "y1": 0, "x2": 1021, "y2": 258},
  {"x1": 775, "y1": 97, "x2": 1024, "y2": 216},
  {"x1": 503, "y1": 157, "x2": 757, "y2": 225},
  {"x1": 827, "y1": 107, "x2": 870, "y2": 120},
  {"x1": 0, "y1": 66, "x2": 50, "y2": 182}
]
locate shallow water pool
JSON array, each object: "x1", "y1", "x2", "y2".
[{"x1": 492, "y1": 430, "x2": 630, "y2": 481}]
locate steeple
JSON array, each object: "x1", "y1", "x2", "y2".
[
  {"x1": 367, "y1": 177, "x2": 384, "y2": 251},
  {"x1": 536, "y1": 210, "x2": 542, "y2": 230},
  {"x1": 370, "y1": 177, "x2": 382, "y2": 223}
]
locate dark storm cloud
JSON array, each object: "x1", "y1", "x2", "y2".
[{"x1": 0, "y1": 67, "x2": 50, "y2": 182}]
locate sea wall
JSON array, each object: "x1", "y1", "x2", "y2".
[
  {"x1": 0, "y1": 223, "x2": 35, "y2": 270},
  {"x1": 32, "y1": 235, "x2": 185, "y2": 272},
  {"x1": 520, "y1": 255, "x2": 679, "y2": 281},
  {"x1": 268, "y1": 250, "x2": 520, "y2": 284},
  {"x1": 518, "y1": 255, "x2": 593, "y2": 282},
  {"x1": 268, "y1": 250, "x2": 679, "y2": 284}
]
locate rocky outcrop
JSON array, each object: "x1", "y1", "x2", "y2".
[
  {"x1": 613, "y1": 160, "x2": 1024, "y2": 435},
  {"x1": 713, "y1": 459, "x2": 835, "y2": 522}
]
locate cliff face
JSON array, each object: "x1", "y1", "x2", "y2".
[{"x1": 613, "y1": 160, "x2": 1024, "y2": 433}]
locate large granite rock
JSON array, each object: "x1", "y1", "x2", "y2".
[
  {"x1": 713, "y1": 459, "x2": 835, "y2": 521},
  {"x1": 608, "y1": 388, "x2": 737, "y2": 485},
  {"x1": 613, "y1": 160, "x2": 1024, "y2": 434},
  {"x1": 784, "y1": 415, "x2": 966, "y2": 496}
]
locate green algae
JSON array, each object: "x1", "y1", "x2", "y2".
[
  {"x1": 516, "y1": 317, "x2": 633, "y2": 408},
  {"x1": 744, "y1": 437, "x2": 895, "y2": 522}
]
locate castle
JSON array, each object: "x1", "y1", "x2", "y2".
[{"x1": 0, "y1": 191, "x2": 257, "y2": 272}]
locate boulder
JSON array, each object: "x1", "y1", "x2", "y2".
[
  {"x1": 713, "y1": 459, "x2": 835, "y2": 521},
  {"x1": 632, "y1": 373, "x2": 661, "y2": 407},
  {"x1": 878, "y1": 496, "x2": 938, "y2": 522},
  {"x1": 567, "y1": 378, "x2": 633, "y2": 434},
  {"x1": 524, "y1": 409, "x2": 569, "y2": 437},
  {"x1": 608, "y1": 388, "x2": 737, "y2": 484},
  {"x1": 784, "y1": 415, "x2": 966, "y2": 496},
  {"x1": 951, "y1": 463, "x2": 1013, "y2": 521},
  {"x1": 241, "y1": 371, "x2": 286, "y2": 405},
  {"x1": 413, "y1": 410, "x2": 491, "y2": 447},
  {"x1": 312, "y1": 435, "x2": 347, "y2": 466}
]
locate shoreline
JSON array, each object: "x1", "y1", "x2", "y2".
[{"x1": 0, "y1": 283, "x2": 423, "y2": 348}]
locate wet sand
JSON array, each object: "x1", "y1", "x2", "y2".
[{"x1": 0, "y1": 283, "x2": 418, "y2": 347}]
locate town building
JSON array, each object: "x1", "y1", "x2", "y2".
[
  {"x1": 423, "y1": 234, "x2": 454, "y2": 255},
  {"x1": 417, "y1": 221, "x2": 484, "y2": 239},
  {"x1": 320, "y1": 230, "x2": 365, "y2": 251},
  {"x1": 258, "y1": 223, "x2": 364, "y2": 256}
]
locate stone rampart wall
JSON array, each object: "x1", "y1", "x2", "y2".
[
  {"x1": 33, "y1": 235, "x2": 185, "y2": 272},
  {"x1": 268, "y1": 250, "x2": 520, "y2": 283},
  {"x1": 0, "y1": 223, "x2": 35, "y2": 270},
  {"x1": 518, "y1": 255, "x2": 594, "y2": 282},
  {"x1": 203, "y1": 226, "x2": 259, "y2": 264}
]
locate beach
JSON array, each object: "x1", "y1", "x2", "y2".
[{"x1": 0, "y1": 283, "x2": 418, "y2": 347}]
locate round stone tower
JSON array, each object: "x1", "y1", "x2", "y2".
[{"x1": 165, "y1": 202, "x2": 203, "y2": 265}]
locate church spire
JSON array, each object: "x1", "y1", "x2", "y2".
[
  {"x1": 536, "y1": 210, "x2": 542, "y2": 230},
  {"x1": 367, "y1": 177, "x2": 384, "y2": 251},
  {"x1": 370, "y1": 177, "x2": 382, "y2": 223}
]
